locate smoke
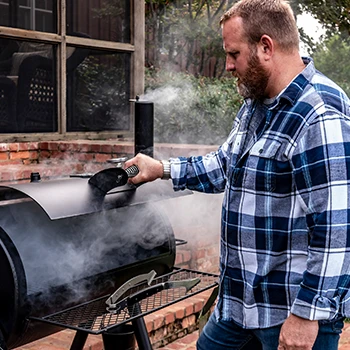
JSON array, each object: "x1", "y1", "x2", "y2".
[
  {"x1": 142, "y1": 82, "x2": 198, "y2": 144},
  {"x1": 142, "y1": 76, "x2": 234, "y2": 146},
  {"x1": 0, "y1": 200, "x2": 171, "y2": 303}
]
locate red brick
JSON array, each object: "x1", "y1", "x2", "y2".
[
  {"x1": 50, "y1": 151, "x2": 65, "y2": 160},
  {"x1": 17, "y1": 169, "x2": 33, "y2": 180},
  {"x1": 207, "y1": 246, "x2": 219, "y2": 256},
  {"x1": 145, "y1": 319, "x2": 154, "y2": 332},
  {"x1": 193, "y1": 301, "x2": 204, "y2": 313},
  {"x1": 18, "y1": 143, "x2": 30, "y2": 151},
  {"x1": 74, "y1": 163, "x2": 85, "y2": 172},
  {"x1": 0, "y1": 171, "x2": 14, "y2": 181},
  {"x1": 153, "y1": 313, "x2": 165, "y2": 330},
  {"x1": 178, "y1": 330, "x2": 198, "y2": 345},
  {"x1": 76, "y1": 153, "x2": 94, "y2": 162},
  {"x1": 164, "y1": 311, "x2": 176, "y2": 325},
  {"x1": 47, "y1": 142, "x2": 60, "y2": 151},
  {"x1": 10, "y1": 151, "x2": 30, "y2": 160},
  {"x1": 90, "y1": 144, "x2": 101, "y2": 152},
  {"x1": 173, "y1": 301, "x2": 187, "y2": 318},
  {"x1": 85, "y1": 335, "x2": 103, "y2": 350},
  {"x1": 0, "y1": 143, "x2": 9, "y2": 152},
  {"x1": 28, "y1": 142, "x2": 39, "y2": 150},
  {"x1": 95, "y1": 153, "x2": 111, "y2": 163},
  {"x1": 0, "y1": 152, "x2": 9, "y2": 160},
  {"x1": 22, "y1": 159, "x2": 34, "y2": 165},
  {"x1": 39, "y1": 150, "x2": 51, "y2": 159},
  {"x1": 175, "y1": 252, "x2": 184, "y2": 265},
  {"x1": 100, "y1": 144, "x2": 113, "y2": 153},
  {"x1": 182, "y1": 250, "x2": 192, "y2": 263},
  {"x1": 0, "y1": 159, "x2": 22, "y2": 165},
  {"x1": 58, "y1": 142, "x2": 71, "y2": 152},
  {"x1": 111, "y1": 143, "x2": 134, "y2": 154},
  {"x1": 181, "y1": 315, "x2": 196, "y2": 329},
  {"x1": 29, "y1": 151, "x2": 39, "y2": 160},
  {"x1": 9, "y1": 143, "x2": 19, "y2": 151},
  {"x1": 184, "y1": 303, "x2": 194, "y2": 316},
  {"x1": 78, "y1": 143, "x2": 91, "y2": 153},
  {"x1": 195, "y1": 249, "x2": 206, "y2": 260}
]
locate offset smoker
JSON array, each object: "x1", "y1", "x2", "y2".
[
  {"x1": 0, "y1": 170, "x2": 218, "y2": 350},
  {"x1": 0, "y1": 100, "x2": 218, "y2": 349}
]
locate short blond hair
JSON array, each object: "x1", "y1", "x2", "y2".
[{"x1": 220, "y1": 0, "x2": 299, "y2": 53}]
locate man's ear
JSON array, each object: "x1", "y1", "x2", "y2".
[{"x1": 259, "y1": 35, "x2": 274, "y2": 60}]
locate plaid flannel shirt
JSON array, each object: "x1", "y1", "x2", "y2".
[{"x1": 170, "y1": 58, "x2": 350, "y2": 329}]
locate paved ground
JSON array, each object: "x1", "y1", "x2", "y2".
[{"x1": 161, "y1": 330, "x2": 199, "y2": 349}]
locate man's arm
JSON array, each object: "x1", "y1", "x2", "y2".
[{"x1": 285, "y1": 113, "x2": 350, "y2": 348}]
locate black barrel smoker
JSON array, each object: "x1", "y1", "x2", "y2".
[{"x1": 0, "y1": 100, "x2": 219, "y2": 350}]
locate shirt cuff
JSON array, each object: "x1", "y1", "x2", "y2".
[{"x1": 291, "y1": 287, "x2": 341, "y2": 321}]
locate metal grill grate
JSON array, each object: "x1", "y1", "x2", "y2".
[{"x1": 30, "y1": 268, "x2": 218, "y2": 335}]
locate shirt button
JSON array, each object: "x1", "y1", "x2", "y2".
[{"x1": 259, "y1": 149, "x2": 263, "y2": 154}]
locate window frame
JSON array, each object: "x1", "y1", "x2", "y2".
[{"x1": 0, "y1": 0, "x2": 144, "y2": 142}]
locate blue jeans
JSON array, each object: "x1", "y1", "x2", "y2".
[{"x1": 197, "y1": 313, "x2": 344, "y2": 350}]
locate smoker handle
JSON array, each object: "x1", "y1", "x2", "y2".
[
  {"x1": 125, "y1": 164, "x2": 139, "y2": 178},
  {"x1": 175, "y1": 238, "x2": 188, "y2": 246},
  {"x1": 106, "y1": 270, "x2": 157, "y2": 306}
]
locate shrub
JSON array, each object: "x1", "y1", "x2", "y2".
[{"x1": 313, "y1": 35, "x2": 350, "y2": 96}]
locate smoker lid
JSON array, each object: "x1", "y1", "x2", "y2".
[{"x1": 0, "y1": 178, "x2": 192, "y2": 220}]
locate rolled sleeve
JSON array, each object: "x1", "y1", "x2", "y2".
[{"x1": 291, "y1": 112, "x2": 350, "y2": 321}]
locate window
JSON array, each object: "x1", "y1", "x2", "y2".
[
  {"x1": 67, "y1": 48, "x2": 131, "y2": 132},
  {"x1": 67, "y1": 0, "x2": 131, "y2": 43},
  {"x1": 0, "y1": 0, "x2": 56, "y2": 32},
  {"x1": 0, "y1": 0, "x2": 144, "y2": 140}
]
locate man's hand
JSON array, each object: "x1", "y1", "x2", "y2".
[
  {"x1": 124, "y1": 153, "x2": 164, "y2": 184},
  {"x1": 278, "y1": 314, "x2": 318, "y2": 350}
]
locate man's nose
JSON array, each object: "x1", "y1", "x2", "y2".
[{"x1": 226, "y1": 57, "x2": 235, "y2": 72}]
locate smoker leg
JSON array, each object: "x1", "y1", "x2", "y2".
[
  {"x1": 69, "y1": 330, "x2": 88, "y2": 350},
  {"x1": 130, "y1": 303, "x2": 152, "y2": 350}
]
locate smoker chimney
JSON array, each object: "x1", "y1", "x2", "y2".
[{"x1": 134, "y1": 97, "x2": 154, "y2": 157}]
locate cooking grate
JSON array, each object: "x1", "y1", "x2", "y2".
[{"x1": 30, "y1": 268, "x2": 219, "y2": 335}]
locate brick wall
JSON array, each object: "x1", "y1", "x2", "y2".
[{"x1": 0, "y1": 140, "x2": 221, "y2": 273}]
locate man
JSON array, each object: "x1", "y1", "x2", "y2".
[{"x1": 125, "y1": 0, "x2": 350, "y2": 348}]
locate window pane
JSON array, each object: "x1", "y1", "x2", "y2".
[
  {"x1": 67, "y1": 48, "x2": 131, "y2": 132},
  {"x1": 35, "y1": 9, "x2": 53, "y2": 32},
  {"x1": 0, "y1": 0, "x2": 56, "y2": 33},
  {"x1": 19, "y1": 0, "x2": 30, "y2": 6},
  {"x1": 67, "y1": 0, "x2": 131, "y2": 43},
  {"x1": 0, "y1": 39, "x2": 57, "y2": 133},
  {"x1": 36, "y1": 0, "x2": 48, "y2": 9},
  {"x1": 0, "y1": 4, "x2": 10, "y2": 26}
]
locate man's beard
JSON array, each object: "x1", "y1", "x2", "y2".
[{"x1": 236, "y1": 48, "x2": 270, "y2": 100}]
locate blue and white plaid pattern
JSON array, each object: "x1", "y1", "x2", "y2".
[{"x1": 170, "y1": 58, "x2": 350, "y2": 329}]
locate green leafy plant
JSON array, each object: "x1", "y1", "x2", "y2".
[{"x1": 313, "y1": 34, "x2": 350, "y2": 96}]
